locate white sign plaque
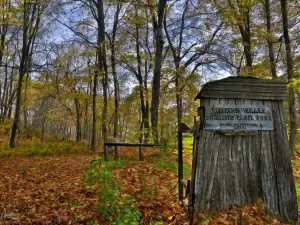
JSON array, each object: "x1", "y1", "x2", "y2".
[{"x1": 205, "y1": 104, "x2": 274, "y2": 131}]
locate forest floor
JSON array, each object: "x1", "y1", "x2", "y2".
[
  {"x1": 0, "y1": 147, "x2": 187, "y2": 225},
  {"x1": 0, "y1": 137, "x2": 299, "y2": 224}
]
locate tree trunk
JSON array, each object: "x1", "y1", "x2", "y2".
[
  {"x1": 151, "y1": 0, "x2": 166, "y2": 144},
  {"x1": 112, "y1": 54, "x2": 119, "y2": 141},
  {"x1": 10, "y1": 72, "x2": 23, "y2": 148},
  {"x1": 241, "y1": 13, "x2": 252, "y2": 68},
  {"x1": 10, "y1": 3, "x2": 29, "y2": 148},
  {"x1": 227, "y1": 0, "x2": 252, "y2": 71},
  {"x1": 0, "y1": 9, "x2": 8, "y2": 70},
  {"x1": 144, "y1": 8, "x2": 151, "y2": 143},
  {"x1": 91, "y1": 64, "x2": 97, "y2": 150},
  {"x1": 83, "y1": 98, "x2": 89, "y2": 140},
  {"x1": 41, "y1": 115, "x2": 46, "y2": 142},
  {"x1": 84, "y1": 62, "x2": 91, "y2": 140},
  {"x1": 163, "y1": 0, "x2": 189, "y2": 199},
  {"x1": 101, "y1": 42, "x2": 108, "y2": 143},
  {"x1": 280, "y1": 0, "x2": 297, "y2": 155},
  {"x1": 5, "y1": 54, "x2": 16, "y2": 121},
  {"x1": 10, "y1": 1, "x2": 40, "y2": 148},
  {"x1": 111, "y1": 2, "x2": 121, "y2": 142},
  {"x1": 75, "y1": 98, "x2": 81, "y2": 143},
  {"x1": 96, "y1": 0, "x2": 108, "y2": 143},
  {"x1": 134, "y1": 6, "x2": 148, "y2": 143},
  {"x1": 23, "y1": 74, "x2": 29, "y2": 138},
  {"x1": 91, "y1": 0, "x2": 108, "y2": 150},
  {"x1": 265, "y1": 0, "x2": 277, "y2": 79},
  {"x1": 0, "y1": 61, "x2": 8, "y2": 118},
  {"x1": 175, "y1": 64, "x2": 184, "y2": 200}
]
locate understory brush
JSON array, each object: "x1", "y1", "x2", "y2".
[
  {"x1": 148, "y1": 147, "x2": 191, "y2": 180},
  {"x1": 295, "y1": 182, "x2": 300, "y2": 207},
  {"x1": 182, "y1": 133, "x2": 194, "y2": 153},
  {"x1": 0, "y1": 139, "x2": 89, "y2": 158},
  {"x1": 84, "y1": 158, "x2": 141, "y2": 224}
]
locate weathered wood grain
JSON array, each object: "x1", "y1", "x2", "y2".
[
  {"x1": 195, "y1": 77, "x2": 287, "y2": 100},
  {"x1": 249, "y1": 100, "x2": 262, "y2": 201},
  {"x1": 200, "y1": 90, "x2": 286, "y2": 100},
  {"x1": 204, "y1": 76, "x2": 285, "y2": 84},
  {"x1": 203, "y1": 85, "x2": 286, "y2": 93},
  {"x1": 216, "y1": 98, "x2": 230, "y2": 210},
  {"x1": 205, "y1": 82, "x2": 286, "y2": 87},
  {"x1": 271, "y1": 100, "x2": 298, "y2": 221},
  {"x1": 191, "y1": 83, "x2": 298, "y2": 223},
  {"x1": 217, "y1": 130, "x2": 258, "y2": 135}
]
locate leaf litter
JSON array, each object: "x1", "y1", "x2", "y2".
[
  {"x1": 0, "y1": 150, "x2": 299, "y2": 224},
  {"x1": 0, "y1": 153, "x2": 188, "y2": 224}
]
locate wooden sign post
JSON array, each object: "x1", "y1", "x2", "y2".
[{"x1": 189, "y1": 77, "x2": 298, "y2": 222}]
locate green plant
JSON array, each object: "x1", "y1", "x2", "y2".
[
  {"x1": 295, "y1": 182, "x2": 300, "y2": 207},
  {"x1": 88, "y1": 221, "x2": 99, "y2": 225},
  {"x1": 183, "y1": 163, "x2": 191, "y2": 179},
  {"x1": 155, "y1": 161, "x2": 177, "y2": 174},
  {"x1": 182, "y1": 133, "x2": 193, "y2": 153},
  {"x1": 0, "y1": 140, "x2": 89, "y2": 158},
  {"x1": 84, "y1": 159, "x2": 141, "y2": 224},
  {"x1": 150, "y1": 220, "x2": 163, "y2": 225},
  {"x1": 137, "y1": 168, "x2": 158, "y2": 200},
  {"x1": 113, "y1": 207, "x2": 141, "y2": 225},
  {"x1": 0, "y1": 118, "x2": 13, "y2": 135}
]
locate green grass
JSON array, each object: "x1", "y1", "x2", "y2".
[
  {"x1": 153, "y1": 157, "x2": 191, "y2": 179},
  {"x1": 0, "y1": 139, "x2": 89, "y2": 158},
  {"x1": 155, "y1": 161, "x2": 177, "y2": 173},
  {"x1": 295, "y1": 182, "x2": 300, "y2": 207},
  {"x1": 84, "y1": 158, "x2": 141, "y2": 224},
  {"x1": 182, "y1": 133, "x2": 193, "y2": 153}
]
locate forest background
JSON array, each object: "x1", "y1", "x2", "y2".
[{"x1": 0, "y1": 0, "x2": 299, "y2": 154}]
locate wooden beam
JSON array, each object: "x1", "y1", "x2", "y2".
[
  {"x1": 138, "y1": 146, "x2": 144, "y2": 161},
  {"x1": 104, "y1": 142, "x2": 162, "y2": 147},
  {"x1": 114, "y1": 146, "x2": 118, "y2": 160}
]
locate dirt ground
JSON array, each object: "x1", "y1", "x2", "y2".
[{"x1": 0, "y1": 153, "x2": 188, "y2": 224}]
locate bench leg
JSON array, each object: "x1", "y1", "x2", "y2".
[
  {"x1": 139, "y1": 146, "x2": 144, "y2": 161},
  {"x1": 104, "y1": 145, "x2": 108, "y2": 161},
  {"x1": 114, "y1": 146, "x2": 118, "y2": 160}
]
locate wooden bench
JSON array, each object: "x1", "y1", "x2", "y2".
[{"x1": 103, "y1": 142, "x2": 163, "y2": 161}]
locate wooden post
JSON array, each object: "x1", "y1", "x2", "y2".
[
  {"x1": 138, "y1": 146, "x2": 144, "y2": 161},
  {"x1": 114, "y1": 146, "x2": 118, "y2": 160},
  {"x1": 191, "y1": 77, "x2": 298, "y2": 223},
  {"x1": 178, "y1": 131, "x2": 184, "y2": 200},
  {"x1": 104, "y1": 144, "x2": 108, "y2": 161}
]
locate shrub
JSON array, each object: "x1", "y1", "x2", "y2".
[{"x1": 84, "y1": 159, "x2": 141, "y2": 224}]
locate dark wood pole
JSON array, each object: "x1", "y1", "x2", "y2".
[{"x1": 178, "y1": 131, "x2": 184, "y2": 200}]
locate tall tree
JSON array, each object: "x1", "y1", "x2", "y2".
[
  {"x1": 107, "y1": 0, "x2": 122, "y2": 142},
  {"x1": 85, "y1": 0, "x2": 108, "y2": 150},
  {"x1": 264, "y1": 0, "x2": 277, "y2": 79},
  {"x1": 134, "y1": 5, "x2": 150, "y2": 143},
  {"x1": 151, "y1": 0, "x2": 167, "y2": 143},
  {"x1": 212, "y1": 0, "x2": 255, "y2": 75},
  {"x1": 280, "y1": 0, "x2": 297, "y2": 155},
  {"x1": 97, "y1": 0, "x2": 108, "y2": 144},
  {"x1": 10, "y1": 0, "x2": 45, "y2": 148},
  {"x1": 120, "y1": 3, "x2": 152, "y2": 143},
  {"x1": 164, "y1": 0, "x2": 223, "y2": 200},
  {"x1": 0, "y1": 0, "x2": 9, "y2": 68},
  {"x1": 228, "y1": 0, "x2": 252, "y2": 69}
]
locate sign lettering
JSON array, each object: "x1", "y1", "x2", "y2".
[{"x1": 205, "y1": 104, "x2": 273, "y2": 131}]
